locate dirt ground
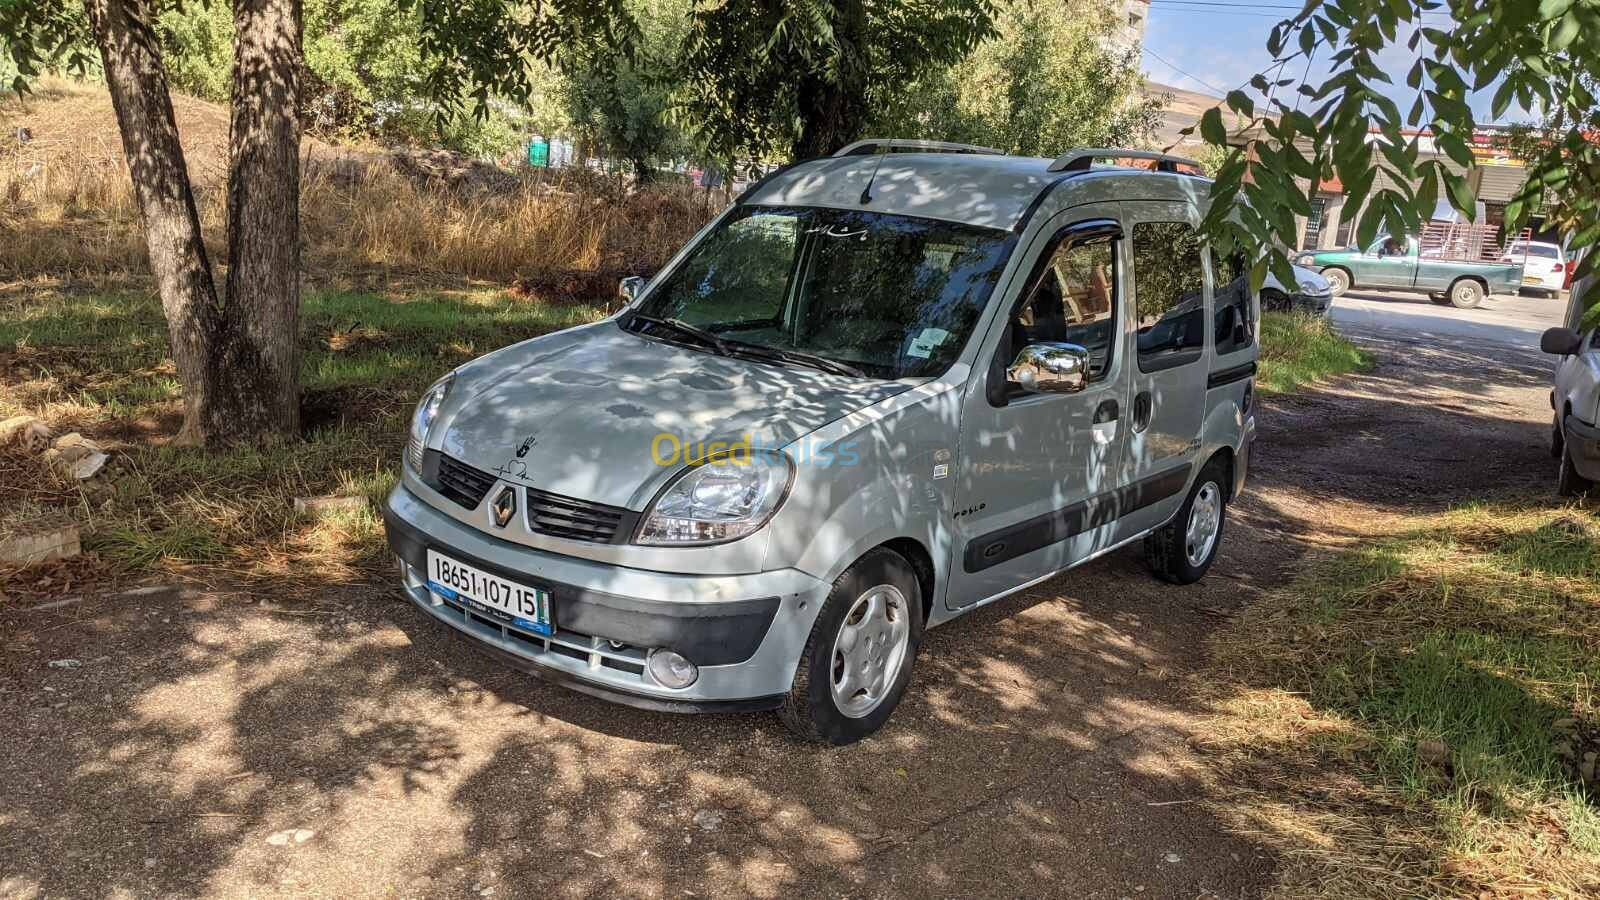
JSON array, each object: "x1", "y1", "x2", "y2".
[{"x1": 0, "y1": 320, "x2": 1556, "y2": 899}]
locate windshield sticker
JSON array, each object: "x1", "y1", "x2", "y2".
[
  {"x1": 805, "y1": 223, "x2": 868, "y2": 241},
  {"x1": 906, "y1": 327, "x2": 952, "y2": 359},
  {"x1": 924, "y1": 243, "x2": 961, "y2": 270}
]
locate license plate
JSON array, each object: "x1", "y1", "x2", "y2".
[
  {"x1": 1525, "y1": 275, "x2": 1546, "y2": 285},
  {"x1": 425, "y1": 549, "x2": 553, "y2": 636}
]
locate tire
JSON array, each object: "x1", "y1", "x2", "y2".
[
  {"x1": 1261, "y1": 289, "x2": 1291, "y2": 313},
  {"x1": 1146, "y1": 458, "x2": 1228, "y2": 585},
  {"x1": 1429, "y1": 292, "x2": 1451, "y2": 305},
  {"x1": 1448, "y1": 278, "x2": 1485, "y2": 309},
  {"x1": 1322, "y1": 267, "x2": 1351, "y2": 297},
  {"x1": 779, "y1": 548, "x2": 924, "y2": 745},
  {"x1": 1557, "y1": 441, "x2": 1593, "y2": 498},
  {"x1": 1551, "y1": 412, "x2": 1565, "y2": 460}
]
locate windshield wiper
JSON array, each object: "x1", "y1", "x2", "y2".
[
  {"x1": 724, "y1": 340, "x2": 867, "y2": 378},
  {"x1": 627, "y1": 313, "x2": 729, "y2": 356}
]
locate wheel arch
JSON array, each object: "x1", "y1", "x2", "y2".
[
  {"x1": 878, "y1": 537, "x2": 936, "y2": 626},
  {"x1": 1202, "y1": 445, "x2": 1237, "y2": 500}
]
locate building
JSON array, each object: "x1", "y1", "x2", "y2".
[{"x1": 1295, "y1": 128, "x2": 1556, "y2": 252}]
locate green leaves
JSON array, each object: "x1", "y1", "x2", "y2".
[{"x1": 1200, "y1": 106, "x2": 1227, "y2": 145}]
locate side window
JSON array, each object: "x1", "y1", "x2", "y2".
[
  {"x1": 1131, "y1": 222, "x2": 1206, "y2": 370},
  {"x1": 1011, "y1": 237, "x2": 1118, "y2": 380},
  {"x1": 1211, "y1": 250, "x2": 1253, "y2": 355}
]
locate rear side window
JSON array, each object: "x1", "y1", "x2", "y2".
[
  {"x1": 1211, "y1": 250, "x2": 1253, "y2": 355},
  {"x1": 1132, "y1": 222, "x2": 1206, "y2": 370},
  {"x1": 1011, "y1": 237, "x2": 1118, "y2": 381}
]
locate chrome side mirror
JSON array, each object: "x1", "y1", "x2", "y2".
[
  {"x1": 1007, "y1": 342, "x2": 1090, "y2": 394},
  {"x1": 618, "y1": 275, "x2": 647, "y2": 304},
  {"x1": 1541, "y1": 326, "x2": 1583, "y2": 356}
]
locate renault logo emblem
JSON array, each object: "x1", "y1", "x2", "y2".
[{"x1": 490, "y1": 485, "x2": 517, "y2": 528}]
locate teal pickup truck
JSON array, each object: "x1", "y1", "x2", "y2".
[{"x1": 1296, "y1": 235, "x2": 1523, "y2": 309}]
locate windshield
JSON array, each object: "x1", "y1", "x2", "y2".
[{"x1": 626, "y1": 206, "x2": 1017, "y2": 379}]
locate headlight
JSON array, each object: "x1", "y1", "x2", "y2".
[
  {"x1": 407, "y1": 373, "x2": 453, "y2": 471},
  {"x1": 1296, "y1": 255, "x2": 1316, "y2": 266},
  {"x1": 635, "y1": 453, "x2": 793, "y2": 545}
]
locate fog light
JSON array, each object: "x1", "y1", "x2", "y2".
[{"x1": 647, "y1": 649, "x2": 698, "y2": 689}]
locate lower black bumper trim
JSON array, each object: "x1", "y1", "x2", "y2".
[
  {"x1": 383, "y1": 495, "x2": 781, "y2": 665},
  {"x1": 440, "y1": 615, "x2": 785, "y2": 714}
]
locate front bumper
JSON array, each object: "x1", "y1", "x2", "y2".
[
  {"x1": 1291, "y1": 291, "x2": 1333, "y2": 315},
  {"x1": 383, "y1": 484, "x2": 830, "y2": 709},
  {"x1": 1564, "y1": 415, "x2": 1600, "y2": 481}
]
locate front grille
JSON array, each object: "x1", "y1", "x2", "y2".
[
  {"x1": 525, "y1": 488, "x2": 629, "y2": 543},
  {"x1": 431, "y1": 453, "x2": 497, "y2": 509},
  {"x1": 423, "y1": 451, "x2": 637, "y2": 544}
]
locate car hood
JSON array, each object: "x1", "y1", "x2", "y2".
[{"x1": 434, "y1": 322, "x2": 909, "y2": 510}]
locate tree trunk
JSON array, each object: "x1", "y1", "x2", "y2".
[
  {"x1": 81, "y1": 0, "x2": 223, "y2": 445},
  {"x1": 222, "y1": 0, "x2": 304, "y2": 441},
  {"x1": 791, "y1": 0, "x2": 870, "y2": 159},
  {"x1": 80, "y1": 0, "x2": 305, "y2": 446}
]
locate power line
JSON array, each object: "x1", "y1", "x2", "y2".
[{"x1": 1142, "y1": 46, "x2": 1231, "y2": 95}]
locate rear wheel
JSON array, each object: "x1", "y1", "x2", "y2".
[
  {"x1": 1448, "y1": 278, "x2": 1485, "y2": 309},
  {"x1": 780, "y1": 548, "x2": 923, "y2": 745},
  {"x1": 1146, "y1": 458, "x2": 1228, "y2": 585},
  {"x1": 1322, "y1": 267, "x2": 1351, "y2": 297}
]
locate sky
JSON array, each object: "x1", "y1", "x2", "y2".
[{"x1": 1139, "y1": 0, "x2": 1532, "y2": 125}]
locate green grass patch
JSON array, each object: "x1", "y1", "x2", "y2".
[
  {"x1": 1257, "y1": 311, "x2": 1373, "y2": 394},
  {"x1": 1204, "y1": 502, "x2": 1600, "y2": 895},
  {"x1": 2, "y1": 287, "x2": 596, "y2": 575}
]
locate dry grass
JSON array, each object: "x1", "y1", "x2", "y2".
[
  {"x1": 1, "y1": 78, "x2": 718, "y2": 288},
  {"x1": 1, "y1": 146, "x2": 717, "y2": 286},
  {"x1": 1194, "y1": 502, "x2": 1600, "y2": 898}
]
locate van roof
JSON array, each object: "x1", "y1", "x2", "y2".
[{"x1": 740, "y1": 150, "x2": 1210, "y2": 232}]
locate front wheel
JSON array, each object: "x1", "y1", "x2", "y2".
[
  {"x1": 1322, "y1": 267, "x2": 1351, "y2": 297},
  {"x1": 1449, "y1": 278, "x2": 1485, "y2": 309},
  {"x1": 1557, "y1": 441, "x2": 1593, "y2": 498},
  {"x1": 780, "y1": 548, "x2": 924, "y2": 745},
  {"x1": 1146, "y1": 459, "x2": 1228, "y2": 585}
]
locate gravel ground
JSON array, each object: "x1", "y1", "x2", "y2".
[{"x1": 0, "y1": 318, "x2": 1555, "y2": 899}]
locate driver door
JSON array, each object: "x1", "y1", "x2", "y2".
[
  {"x1": 946, "y1": 206, "x2": 1131, "y2": 608},
  {"x1": 1362, "y1": 235, "x2": 1413, "y2": 288}
]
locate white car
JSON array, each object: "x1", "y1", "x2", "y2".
[
  {"x1": 1504, "y1": 241, "x2": 1568, "y2": 297},
  {"x1": 1263, "y1": 264, "x2": 1333, "y2": 315}
]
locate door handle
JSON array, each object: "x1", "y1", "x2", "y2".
[{"x1": 1132, "y1": 391, "x2": 1153, "y2": 432}]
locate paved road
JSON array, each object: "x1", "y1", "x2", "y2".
[{"x1": 1330, "y1": 287, "x2": 1567, "y2": 350}]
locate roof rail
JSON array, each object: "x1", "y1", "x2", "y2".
[
  {"x1": 1048, "y1": 147, "x2": 1202, "y2": 173},
  {"x1": 833, "y1": 139, "x2": 1005, "y2": 158}
]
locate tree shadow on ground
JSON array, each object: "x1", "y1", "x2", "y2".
[{"x1": 1, "y1": 544, "x2": 1278, "y2": 899}]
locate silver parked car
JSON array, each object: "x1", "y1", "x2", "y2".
[
  {"x1": 384, "y1": 142, "x2": 1258, "y2": 743},
  {"x1": 1263, "y1": 265, "x2": 1333, "y2": 316}
]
